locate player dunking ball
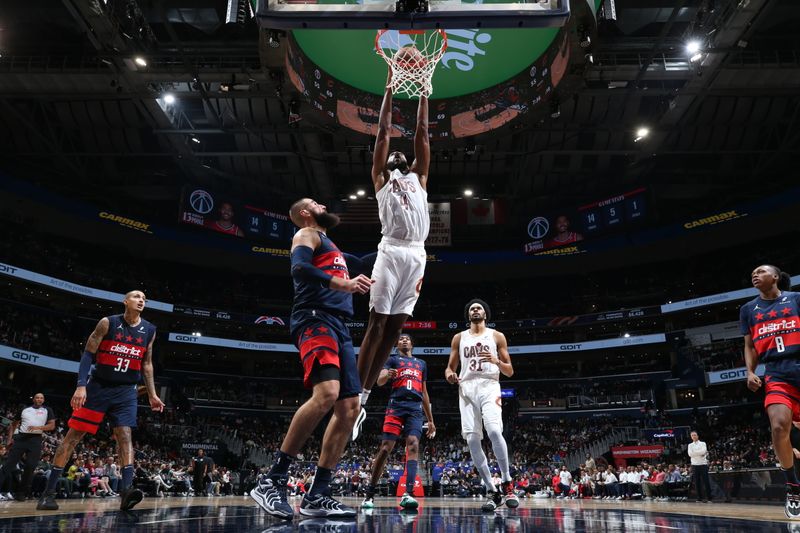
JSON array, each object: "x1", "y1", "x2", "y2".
[
  {"x1": 353, "y1": 64, "x2": 431, "y2": 440},
  {"x1": 361, "y1": 333, "x2": 435, "y2": 510},
  {"x1": 249, "y1": 198, "x2": 373, "y2": 520},
  {"x1": 445, "y1": 299, "x2": 519, "y2": 512},
  {"x1": 37, "y1": 290, "x2": 164, "y2": 512},
  {"x1": 741, "y1": 264, "x2": 800, "y2": 519}
]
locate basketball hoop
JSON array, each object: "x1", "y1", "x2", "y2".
[{"x1": 375, "y1": 29, "x2": 447, "y2": 99}]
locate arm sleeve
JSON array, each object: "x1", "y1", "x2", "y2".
[
  {"x1": 77, "y1": 350, "x2": 94, "y2": 387},
  {"x1": 342, "y1": 252, "x2": 378, "y2": 276},
  {"x1": 291, "y1": 246, "x2": 332, "y2": 286}
]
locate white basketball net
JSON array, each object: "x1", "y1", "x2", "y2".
[{"x1": 375, "y1": 30, "x2": 447, "y2": 99}]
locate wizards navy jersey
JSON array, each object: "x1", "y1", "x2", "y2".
[
  {"x1": 93, "y1": 314, "x2": 156, "y2": 384},
  {"x1": 740, "y1": 291, "x2": 800, "y2": 364},
  {"x1": 292, "y1": 231, "x2": 353, "y2": 317},
  {"x1": 385, "y1": 355, "x2": 427, "y2": 401}
]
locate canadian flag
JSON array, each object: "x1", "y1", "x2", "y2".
[{"x1": 453, "y1": 199, "x2": 507, "y2": 225}]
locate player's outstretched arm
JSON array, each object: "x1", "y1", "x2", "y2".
[
  {"x1": 445, "y1": 333, "x2": 461, "y2": 384},
  {"x1": 410, "y1": 95, "x2": 430, "y2": 190},
  {"x1": 372, "y1": 70, "x2": 393, "y2": 192}
]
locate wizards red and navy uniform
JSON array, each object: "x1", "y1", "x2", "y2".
[
  {"x1": 740, "y1": 291, "x2": 800, "y2": 418},
  {"x1": 290, "y1": 231, "x2": 359, "y2": 398},
  {"x1": 69, "y1": 314, "x2": 156, "y2": 435},
  {"x1": 382, "y1": 355, "x2": 427, "y2": 440}
]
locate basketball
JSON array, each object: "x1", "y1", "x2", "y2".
[{"x1": 393, "y1": 45, "x2": 426, "y2": 69}]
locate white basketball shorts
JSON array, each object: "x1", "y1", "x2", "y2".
[
  {"x1": 458, "y1": 378, "x2": 503, "y2": 438},
  {"x1": 369, "y1": 237, "x2": 427, "y2": 316}
]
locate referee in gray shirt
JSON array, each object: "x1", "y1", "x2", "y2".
[{"x1": 0, "y1": 393, "x2": 55, "y2": 501}]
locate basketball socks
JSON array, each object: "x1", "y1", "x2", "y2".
[
  {"x1": 466, "y1": 434, "x2": 496, "y2": 491},
  {"x1": 121, "y1": 465, "x2": 135, "y2": 491},
  {"x1": 486, "y1": 428, "x2": 512, "y2": 482},
  {"x1": 783, "y1": 465, "x2": 799, "y2": 485},
  {"x1": 268, "y1": 450, "x2": 296, "y2": 478},
  {"x1": 45, "y1": 467, "x2": 63, "y2": 492},
  {"x1": 406, "y1": 460, "x2": 418, "y2": 494},
  {"x1": 309, "y1": 466, "x2": 332, "y2": 496},
  {"x1": 360, "y1": 389, "x2": 371, "y2": 406}
]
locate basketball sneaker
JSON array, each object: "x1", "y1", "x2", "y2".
[
  {"x1": 399, "y1": 493, "x2": 418, "y2": 509},
  {"x1": 300, "y1": 492, "x2": 357, "y2": 518},
  {"x1": 786, "y1": 483, "x2": 800, "y2": 519},
  {"x1": 481, "y1": 491, "x2": 502, "y2": 512},
  {"x1": 36, "y1": 490, "x2": 59, "y2": 511},
  {"x1": 351, "y1": 407, "x2": 367, "y2": 441},
  {"x1": 502, "y1": 481, "x2": 519, "y2": 508},
  {"x1": 250, "y1": 475, "x2": 294, "y2": 520},
  {"x1": 119, "y1": 487, "x2": 144, "y2": 511}
]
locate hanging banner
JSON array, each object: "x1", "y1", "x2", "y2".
[{"x1": 426, "y1": 202, "x2": 452, "y2": 247}]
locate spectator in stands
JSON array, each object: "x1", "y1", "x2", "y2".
[
  {"x1": 642, "y1": 465, "x2": 665, "y2": 500},
  {"x1": 688, "y1": 430, "x2": 712, "y2": 502},
  {"x1": 557, "y1": 465, "x2": 572, "y2": 499},
  {"x1": 585, "y1": 453, "x2": 595, "y2": 472}
]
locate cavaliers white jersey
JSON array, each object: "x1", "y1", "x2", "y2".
[
  {"x1": 459, "y1": 328, "x2": 500, "y2": 382},
  {"x1": 376, "y1": 168, "x2": 430, "y2": 243}
]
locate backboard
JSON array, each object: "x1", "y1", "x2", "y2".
[{"x1": 256, "y1": 0, "x2": 570, "y2": 30}]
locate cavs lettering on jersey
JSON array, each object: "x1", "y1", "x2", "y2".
[
  {"x1": 377, "y1": 169, "x2": 430, "y2": 243},
  {"x1": 459, "y1": 329, "x2": 500, "y2": 382},
  {"x1": 292, "y1": 231, "x2": 353, "y2": 317},
  {"x1": 94, "y1": 314, "x2": 156, "y2": 384},
  {"x1": 385, "y1": 355, "x2": 427, "y2": 401},
  {"x1": 739, "y1": 291, "x2": 800, "y2": 363}
]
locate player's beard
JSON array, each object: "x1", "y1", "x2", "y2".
[
  {"x1": 387, "y1": 159, "x2": 409, "y2": 173},
  {"x1": 312, "y1": 211, "x2": 340, "y2": 230}
]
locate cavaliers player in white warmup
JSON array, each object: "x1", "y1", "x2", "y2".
[
  {"x1": 446, "y1": 299, "x2": 519, "y2": 511},
  {"x1": 353, "y1": 65, "x2": 431, "y2": 439}
]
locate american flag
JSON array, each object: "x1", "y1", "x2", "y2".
[{"x1": 338, "y1": 199, "x2": 379, "y2": 225}]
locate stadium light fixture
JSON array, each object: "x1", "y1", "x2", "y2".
[
  {"x1": 134, "y1": 56, "x2": 147, "y2": 67},
  {"x1": 686, "y1": 40, "x2": 701, "y2": 55},
  {"x1": 163, "y1": 93, "x2": 176, "y2": 105},
  {"x1": 191, "y1": 331, "x2": 202, "y2": 337},
  {"x1": 191, "y1": 136, "x2": 200, "y2": 144},
  {"x1": 623, "y1": 332, "x2": 631, "y2": 338},
  {"x1": 349, "y1": 194, "x2": 357, "y2": 200},
  {"x1": 634, "y1": 127, "x2": 650, "y2": 142},
  {"x1": 357, "y1": 189, "x2": 365, "y2": 196},
  {"x1": 464, "y1": 189, "x2": 473, "y2": 197}
]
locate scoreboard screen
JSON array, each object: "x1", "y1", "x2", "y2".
[
  {"x1": 578, "y1": 188, "x2": 647, "y2": 235},
  {"x1": 523, "y1": 188, "x2": 648, "y2": 254},
  {"x1": 179, "y1": 187, "x2": 295, "y2": 243}
]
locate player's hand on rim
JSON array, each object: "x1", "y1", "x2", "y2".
[
  {"x1": 71, "y1": 386, "x2": 87, "y2": 411},
  {"x1": 746, "y1": 371, "x2": 762, "y2": 392}
]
